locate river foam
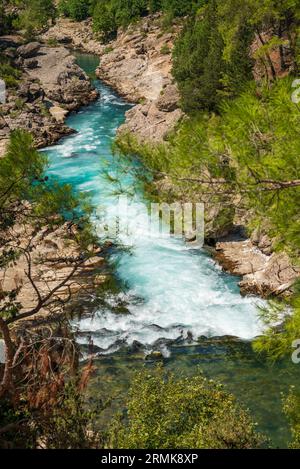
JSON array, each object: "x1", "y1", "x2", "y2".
[{"x1": 45, "y1": 79, "x2": 263, "y2": 355}]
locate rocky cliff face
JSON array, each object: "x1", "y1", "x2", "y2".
[
  {"x1": 0, "y1": 214, "x2": 105, "y2": 319},
  {"x1": 43, "y1": 18, "x2": 104, "y2": 55},
  {"x1": 214, "y1": 231, "x2": 299, "y2": 298},
  {"x1": 96, "y1": 15, "x2": 183, "y2": 142},
  {"x1": 45, "y1": 15, "x2": 183, "y2": 143},
  {"x1": 0, "y1": 38, "x2": 105, "y2": 320},
  {"x1": 0, "y1": 38, "x2": 98, "y2": 157}
]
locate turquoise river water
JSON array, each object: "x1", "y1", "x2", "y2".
[{"x1": 42, "y1": 53, "x2": 299, "y2": 448}]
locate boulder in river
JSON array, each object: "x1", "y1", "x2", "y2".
[{"x1": 145, "y1": 350, "x2": 164, "y2": 360}]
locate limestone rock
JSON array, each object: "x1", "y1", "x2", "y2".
[
  {"x1": 26, "y1": 46, "x2": 98, "y2": 110},
  {"x1": 0, "y1": 220, "x2": 106, "y2": 318},
  {"x1": 145, "y1": 351, "x2": 163, "y2": 360},
  {"x1": 42, "y1": 18, "x2": 105, "y2": 55},
  {"x1": 82, "y1": 257, "x2": 105, "y2": 270},
  {"x1": 93, "y1": 274, "x2": 107, "y2": 286},
  {"x1": 94, "y1": 15, "x2": 182, "y2": 142},
  {"x1": 17, "y1": 42, "x2": 41, "y2": 58},
  {"x1": 156, "y1": 84, "x2": 180, "y2": 112},
  {"x1": 215, "y1": 237, "x2": 299, "y2": 297},
  {"x1": 24, "y1": 58, "x2": 38, "y2": 69},
  {"x1": 49, "y1": 105, "x2": 68, "y2": 123},
  {"x1": 118, "y1": 103, "x2": 183, "y2": 142},
  {"x1": 0, "y1": 137, "x2": 9, "y2": 158}
]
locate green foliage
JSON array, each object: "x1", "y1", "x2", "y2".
[
  {"x1": 0, "y1": 130, "x2": 96, "y2": 248},
  {"x1": 118, "y1": 77, "x2": 300, "y2": 258},
  {"x1": 92, "y1": 1, "x2": 117, "y2": 41},
  {"x1": 253, "y1": 282, "x2": 300, "y2": 361},
  {"x1": 91, "y1": 0, "x2": 149, "y2": 40},
  {"x1": 160, "y1": 43, "x2": 171, "y2": 54},
  {"x1": 0, "y1": 398, "x2": 36, "y2": 449},
  {"x1": 0, "y1": 56, "x2": 21, "y2": 88},
  {"x1": 172, "y1": 0, "x2": 254, "y2": 112},
  {"x1": 221, "y1": 80, "x2": 300, "y2": 256},
  {"x1": 172, "y1": 0, "x2": 300, "y2": 112},
  {"x1": 58, "y1": 0, "x2": 90, "y2": 21},
  {"x1": 148, "y1": 0, "x2": 162, "y2": 14},
  {"x1": 0, "y1": 380, "x2": 101, "y2": 449},
  {"x1": 283, "y1": 386, "x2": 300, "y2": 449},
  {"x1": 84, "y1": 0, "x2": 204, "y2": 41},
  {"x1": 0, "y1": 131, "x2": 99, "y2": 448},
  {"x1": 13, "y1": 0, "x2": 56, "y2": 37},
  {"x1": 38, "y1": 381, "x2": 100, "y2": 449},
  {"x1": 46, "y1": 37, "x2": 59, "y2": 47},
  {"x1": 0, "y1": 1, "x2": 17, "y2": 35},
  {"x1": 162, "y1": 0, "x2": 202, "y2": 18},
  {"x1": 110, "y1": 367, "x2": 265, "y2": 449},
  {"x1": 0, "y1": 3, "x2": 6, "y2": 36},
  {"x1": 0, "y1": 129, "x2": 47, "y2": 206}
]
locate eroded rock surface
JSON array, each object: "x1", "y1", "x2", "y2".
[
  {"x1": 43, "y1": 18, "x2": 104, "y2": 55},
  {"x1": 45, "y1": 15, "x2": 183, "y2": 143},
  {"x1": 17, "y1": 41, "x2": 41, "y2": 58},
  {"x1": 98, "y1": 16, "x2": 183, "y2": 142},
  {"x1": 0, "y1": 215, "x2": 106, "y2": 319},
  {"x1": 26, "y1": 46, "x2": 98, "y2": 111},
  {"x1": 0, "y1": 40, "x2": 98, "y2": 156},
  {"x1": 215, "y1": 233, "x2": 299, "y2": 298}
]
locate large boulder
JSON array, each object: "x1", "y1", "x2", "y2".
[
  {"x1": 17, "y1": 42, "x2": 41, "y2": 59},
  {"x1": 18, "y1": 81, "x2": 44, "y2": 102},
  {"x1": 215, "y1": 237, "x2": 300, "y2": 297},
  {"x1": 49, "y1": 106, "x2": 68, "y2": 123},
  {"x1": 156, "y1": 84, "x2": 180, "y2": 112}
]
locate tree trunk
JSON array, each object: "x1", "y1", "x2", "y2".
[
  {"x1": 277, "y1": 22, "x2": 286, "y2": 71},
  {"x1": 257, "y1": 30, "x2": 277, "y2": 81},
  {"x1": 0, "y1": 318, "x2": 15, "y2": 399}
]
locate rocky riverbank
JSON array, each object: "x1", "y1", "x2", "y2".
[
  {"x1": 0, "y1": 37, "x2": 98, "y2": 157},
  {"x1": 214, "y1": 229, "x2": 299, "y2": 298},
  {"x1": 9, "y1": 19, "x2": 298, "y2": 300},
  {"x1": 44, "y1": 14, "x2": 183, "y2": 143},
  {"x1": 43, "y1": 17, "x2": 299, "y2": 299},
  {"x1": 0, "y1": 214, "x2": 106, "y2": 322},
  {"x1": 0, "y1": 37, "x2": 106, "y2": 321}
]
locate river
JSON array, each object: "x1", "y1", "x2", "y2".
[{"x1": 42, "y1": 53, "x2": 299, "y2": 448}]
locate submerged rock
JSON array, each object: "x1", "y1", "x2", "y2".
[
  {"x1": 145, "y1": 350, "x2": 164, "y2": 360},
  {"x1": 127, "y1": 340, "x2": 144, "y2": 353}
]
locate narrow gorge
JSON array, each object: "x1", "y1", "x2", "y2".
[{"x1": 1, "y1": 0, "x2": 300, "y2": 453}]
